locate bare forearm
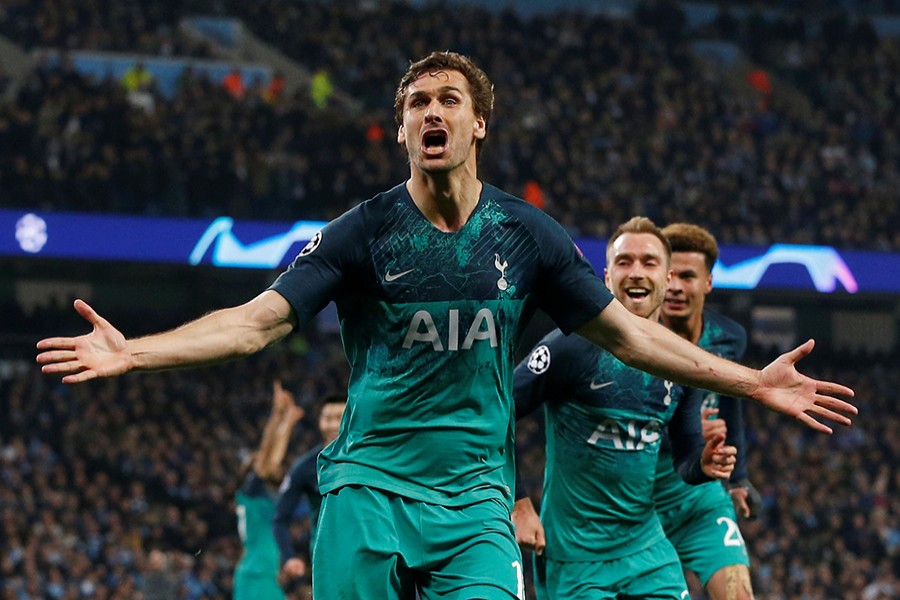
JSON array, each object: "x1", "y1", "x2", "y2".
[
  {"x1": 578, "y1": 302, "x2": 759, "y2": 400},
  {"x1": 129, "y1": 292, "x2": 294, "y2": 371}
]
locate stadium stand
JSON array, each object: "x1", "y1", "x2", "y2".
[{"x1": 1, "y1": 0, "x2": 899, "y2": 248}]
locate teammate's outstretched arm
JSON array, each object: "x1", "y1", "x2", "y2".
[
  {"x1": 36, "y1": 291, "x2": 296, "y2": 383},
  {"x1": 577, "y1": 300, "x2": 856, "y2": 434}
]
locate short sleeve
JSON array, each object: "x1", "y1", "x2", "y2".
[
  {"x1": 524, "y1": 212, "x2": 613, "y2": 334},
  {"x1": 269, "y1": 207, "x2": 367, "y2": 325}
]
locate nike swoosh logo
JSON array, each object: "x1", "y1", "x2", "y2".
[
  {"x1": 589, "y1": 380, "x2": 614, "y2": 390},
  {"x1": 385, "y1": 268, "x2": 415, "y2": 282}
]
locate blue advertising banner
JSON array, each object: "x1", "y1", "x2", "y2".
[{"x1": 2, "y1": 209, "x2": 893, "y2": 294}]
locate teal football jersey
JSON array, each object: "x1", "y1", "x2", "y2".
[
  {"x1": 235, "y1": 473, "x2": 281, "y2": 577},
  {"x1": 515, "y1": 330, "x2": 707, "y2": 562},
  {"x1": 270, "y1": 182, "x2": 612, "y2": 507},
  {"x1": 653, "y1": 309, "x2": 748, "y2": 511}
]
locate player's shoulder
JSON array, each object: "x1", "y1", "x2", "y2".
[
  {"x1": 328, "y1": 183, "x2": 407, "y2": 231},
  {"x1": 703, "y1": 309, "x2": 746, "y2": 337},
  {"x1": 481, "y1": 182, "x2": 555, "y2": 225},
  {"x1": 701, "y1": 309, "x2": 747, "y2": 353}
]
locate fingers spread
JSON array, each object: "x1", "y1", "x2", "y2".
[
  {"x1": 795, "y1": 412, "x2": 833, "y2": 435},
  {"x1": 40, "y1": 360, "x2": 85, "y2": 375},
  {"x1": 814, "y1": 392, "x2": 857, "y2": 415},
  {"x1": 36, "y1": 350, "x2": 78, "y2": 364},
  {"x1": 815, "y1": 380, "x2": 856, "y2": 400},
  {"x1": 784, "y1": 339, "x2": 815, "y2": 364},
  {"x1": 36, "y1": 338, "x2": 77, "y2": 352},
  {"x1": 62, "y1": 370, "x2": 98, "y2": 384},
  {"x1": 808, "y1": 402, "x2": 853, "y2": 427},
  {"x1": 73, "y1": 299, "x2": 99, "y2": 323}
]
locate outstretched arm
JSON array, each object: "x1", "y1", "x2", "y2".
[
  {"x1": 577, "y1": 301, "x2": 856, "y2": 433},
  {"x1": 36, "y1": 291, "x2": 296, "y2": 383}
]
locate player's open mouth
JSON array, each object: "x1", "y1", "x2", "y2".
[
  {"x1": 664, "y1": 297, "x2": 686, "y2": 308},
  {"x1": 625, "y1": 287, "x2": 651, "y2": 299},
  {"x1": 421, "y1": 129, "x2": 448, "y2": 155}
]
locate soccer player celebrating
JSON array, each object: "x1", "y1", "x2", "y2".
[
  {"x1": 37, "y1": 52, "x2": 854, "y2": 599},
  {"x1": 655, "y1": 223, "x2": 760, "y2": 599},
  {"x1": 235, "y1": 380, "x2": 303, "y2": 600},
  {"x1": 511, "y1": 217, "x2": 736, "y2": 599},
  {"x1": 273, "y1": 395, "x2": 347, "y2": 584}
]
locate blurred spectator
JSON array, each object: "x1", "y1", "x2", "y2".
[
  {"x1": 264, "y1": 71, "x2": 286, "y2": 104},
  {"x1": 222, "y1": 67, "x2": 244, "y2": 100},
  {"x1": 309, "y1": 69, "x2": 333, "y2": 110},
  {"x1": 522, "y1": 180, "x2": 545, "y2": 210},
  {"x1": 142, "y1": 549, "x2": 178, "y2": 600},
  {"x1": 2, "y1": 0, "x2": 900, "y2": 251},
  {"x1": 122, "y1": 62, "x2": 154, "y2": 93}
]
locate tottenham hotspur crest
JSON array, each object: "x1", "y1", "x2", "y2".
[{"x1": 495, "y1": 254, "x2": 509, "y2": 291}]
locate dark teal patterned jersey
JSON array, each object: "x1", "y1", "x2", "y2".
[
  {"x1": 270, "y1": 182, "x2": 612, "y2": 506},
  {"x1": 514, "y1": 329, "x2": 708, "y2": 561},
  {"x1": 653, "y1": 309, "x2": 749, "y2": 511},
  {"x1": 235, "y1": 472, "x2": 281, "y2": 577}
]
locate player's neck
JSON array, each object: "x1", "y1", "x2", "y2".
[
  {"x1": 407, "y1": 163, "x2": 482, "y2": 233},
  {"x1": 663, "y1": 312, "x2": 703, "y2": 344}
]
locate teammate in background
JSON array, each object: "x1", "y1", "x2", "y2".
[
  {"x1": 235, "y1": 381, "x2": 303, "y2": 600},
  {"x1": 656, "y1": 223, "x2": 761, "y2": 600},
  {"x1": 511, "y1": 217, "x2": 737, "y2": 599},
  {"x1": 274, "y1": 395, "x2": 347, "y2": 583},
  {"x1": 37, "y1": 51, "x2": 855, "y2": 600}
]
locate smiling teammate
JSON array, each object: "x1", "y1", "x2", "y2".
[
  {"x1": 37, "y1": 52, "x2": 855, "y2": 600},
  {"x1": 511, "y1": 217, "x2": 737, "y2": 599},
  {"x1": 655, "y1": 223, "x2": 760, "y2": 600}
]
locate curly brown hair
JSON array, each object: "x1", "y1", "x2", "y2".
[{"x1": 661, "y1": 223, "x2": 719, "y2": 273}]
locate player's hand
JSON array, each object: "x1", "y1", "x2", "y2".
[
  {"x1": 753, "y1": 339, "x2": 856, "y2": 434},
  {"x1": 700, "y1": 407, "x2": 727, "y2": 442},
  {"x1": 282, "y1": 557, "x2": 307, "y2": 578},
  {"x1": 728, "y1": 478, "x2": 762, "y2": 519},
  {"x1": 700, "y1": 433, "x2": 736, "y2": 479},
  {"x1": 273, "y1": 379, "x2": 304, "y2": 421},
  {"x1": 512, "y1": 497, "x2": 546, "y2": 555},
  {"x1": 36, "y1": 299, "x2": 134, "y2": 383}
]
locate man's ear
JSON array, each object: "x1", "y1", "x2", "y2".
[
  {"x1": 397, "y1": 124, "x2": 406, "y2": 145},
  {"x1": 473, "y1": 117, "x2": 486, "y2": 140}
]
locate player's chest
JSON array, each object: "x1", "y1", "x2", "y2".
[
  {"x1": 576, "y1": 355, "x2": 684, "y2": 416},
  {"x1": 369, "y1": 220, "x2": 537, "y2": 302}
]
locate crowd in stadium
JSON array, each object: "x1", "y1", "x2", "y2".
[
  {"x1": 1, "y1": 0, "x2": 900, "y2": 248},
  {"x1": 2, "y1": 0, "x2": 899, "y2": 599},
  {"x1": 2, "y1": 340, "x2": 898, "y2": 599},
  {"x1": 1, "y1": 345, "x2": 348, "y2": 600}
]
